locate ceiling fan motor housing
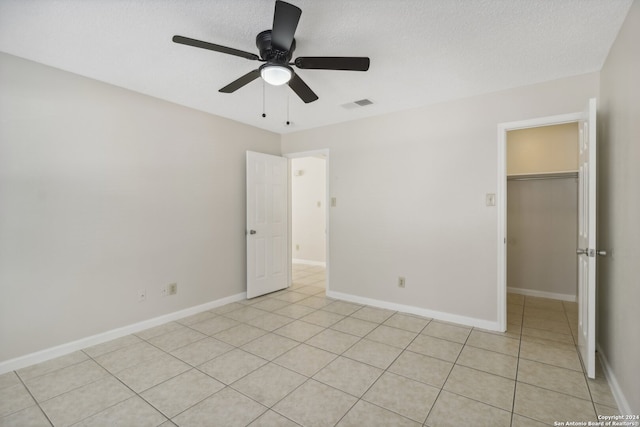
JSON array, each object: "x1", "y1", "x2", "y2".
[{"x1": 256, "y1": 30, "x2": 295, "y2": 64}]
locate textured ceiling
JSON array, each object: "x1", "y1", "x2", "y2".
[{"x1": 0, "y1": 0, "x2": 633, "y2": 134}]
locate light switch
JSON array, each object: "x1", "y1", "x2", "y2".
[{"x1": 486, "y1": 193, "x2": 496, "y2": 206}]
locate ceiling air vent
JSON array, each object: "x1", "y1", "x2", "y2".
[{"x1": 341, "y1": 99, "x2": 374, "y2": 109}]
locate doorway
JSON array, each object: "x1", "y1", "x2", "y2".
[{"x1": 285, "y1": 150, "x2": 329, "y2": 294}]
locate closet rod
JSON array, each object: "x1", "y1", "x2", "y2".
[{"x1": 507, "y1": 172, "x2": 578, "y2": 181}]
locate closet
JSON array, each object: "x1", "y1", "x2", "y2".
[{"x1": 506, "y1": 123, "x2": 579, "y2": 301}]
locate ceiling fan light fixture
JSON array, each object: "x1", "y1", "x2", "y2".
[{"x1": 260, "y1": 64, "x2": 293, "y2": 86}]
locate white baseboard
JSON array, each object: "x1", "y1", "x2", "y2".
[
  {"x1": 327, "y1": 290, "x2": 500, "y2": 331},
  {"x1": 507, "y1": 287, "x2": 576, "y2": 302},
  {"x1": 596, "y1": 343, "x2": 633, "y2": 415},
  {"x1": 0, "y1": 292, "x2": 246, "y2": 375},
  {"x1": 292, "y1": 258, "x2": 326, "y2": 267}
]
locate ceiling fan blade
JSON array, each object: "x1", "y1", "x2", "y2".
[
  {"x1": 173, "y1": 35, "x2": 259, "y2": 61},
  {"x1": 271, "y1": 1, "x2": 301, "y2": 51},
  {"x1": 219, "y1": 69, "x2": 261, "y2": 93},
  {"x1": 288, "y1": 73, "x2": 318, "y2": 103},
  {"x1": 294, "y1": 57, "x2": 370, "y2": 71}
]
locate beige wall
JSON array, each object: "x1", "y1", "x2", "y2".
[
  {"x1": 282, "y1": 72, "x2": 599, "y2": 324},
  {"x1": 291, "y1": 157, "x2": 326, "y2": 264},
  {"x1": 598, "y1": 0, "x2": 640, "y2": 414},
  {"x1": 0, "y1": 53, "x2": 280, "y2": 362},
  {"x1": 507, "y1": 123, "x2": 578, "y2": 175}
]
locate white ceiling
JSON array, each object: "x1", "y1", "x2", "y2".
[{"x1": 0, "y1": 0, "x2": 633, "y2": 134}]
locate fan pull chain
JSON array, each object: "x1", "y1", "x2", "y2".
[
  {"x1": 261, "y1": 80, "x2": 266, "y2": 118},
  {"x1": 286, "y1": 95, "x2": 291, "y2": 126}
]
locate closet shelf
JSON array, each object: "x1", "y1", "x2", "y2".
[{"x1": 507, "y1": 171, "x2": 578, "y2": 181}]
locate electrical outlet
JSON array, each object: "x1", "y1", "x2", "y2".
[
  {"x1": 138, "y1": 288, "x2": 147, "y2": 302},
  {"x1": 398, "y1": 277, "x2": 406, "y2": 288},
  {"x1": 168, "y1": 283, "x2": 177, "y2": 295}
]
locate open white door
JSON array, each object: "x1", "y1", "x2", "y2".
[
  {"x1": 577, "y1": 98, "x2": 597, "y2": 379},
  {"x1": 246, "y1": 151, "x2": 288, "y2": 299}
]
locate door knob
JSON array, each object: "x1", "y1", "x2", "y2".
[
  {"x1": 576, "y1": 248, "x2": 588, "y2": 255},
  {"x1": 249, "y1": 230, "x2": 257, "y2": 235},
  {"x1": 596, "y1": 250, "x2": 607, "y2": 256}
]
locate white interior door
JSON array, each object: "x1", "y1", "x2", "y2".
[
  {"x1": 577, "y1": 98, "x2": 597, "y2": 379},
  {"x1": 246, "y1": 151, "x2": 288, "y2": 299}
]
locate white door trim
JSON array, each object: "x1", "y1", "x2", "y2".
[
  {"x1": 497, "y1": 112, "x2": 582, "y2": 331},
  {"x1": 284, "y1": 149, "x2": 330, "y2": 292}
]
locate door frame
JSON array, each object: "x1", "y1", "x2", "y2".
[
  {"x1": 284, "y1": 149, "x2": 330, "y2": 292},
  {"x1": 497, "y1": 112, "x2": 582, "y2": 331}
]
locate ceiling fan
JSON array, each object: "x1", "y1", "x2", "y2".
[{"x1": 172, "y1": 0, "x2": 370, "y2": 103}]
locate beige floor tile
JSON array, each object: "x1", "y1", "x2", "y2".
[
  {"x1": 82, "y1": 334, "x2": 143, "y2": 358},
  {"x1": 508, "y1": 313, "x2": 524, "y2": 326},
  {"x1": 17, "y1": 351, "x2": 88, "y2": 381},
  {"x1": 407, "y1": 334, "x2": 463, "y2": 362},
  {"x1": 245, "y1": 312, "x2": 295, "y2": 332},
  {"x1": 74, "y1": 396, "x2": 167, "y2": 427},
  {"x1": 313, "y1": 356, "x2": 383, "y2": 397},
  {"x1": 0, "y1": 405, "x2": 50, "y2": 427},
  {"x1": 594, "y1": 403, "x2": 621, "y2": 417},
  {"x1": 197, "y1": 349, "x2": 267, "y2": 385},
  {"x1": 511, "y1": 414, "x2": 550, "y2": 427},
  {"x1": 170, "y1": 337, "x2": 234, "y2": 366},
  {"x1": 274, "y1": 304, "x2": 317, "y2": 319},
  {"x1": 274, "y1": 320, "x2": 325, "y2": 342},
  {"x1": 231, "y1": 363, "x2": 306, "y2": 406},
  {"x1": 523, "y1": 317, "x2": 572, "y2": 335},
  {"x1": 213, "y1": 324, "x2": 267, "y2": 347},
  {"x1": 466, "y1": 330, "x2": 520, "y2": 356},
  {"x1": 210, "y1": 302, "x2": 245, "y2": 315},
  {"x1": 456, "y1": 345, "x2": 518, "y2": 379},
  {"x1": 322, "y1": 301, "x2": 363, "y2": 316},
  {"x1": 140, "y1": 369, "x2": 224, "y2": 418},
  {"x1": 366, "y1": 325, "x2": 418, "y2": 349},
  {"x1": 587, "y1": 375, "x2": 618, "y2": 407},
  {"x1": 514, "y1": 382, "x2": 597, "y2": 425},
  {"x1": 523, "y1": 307, "x2": 569, "y2": 323},
  {"x1": 508, "y1": 293, "x2": 525, "y2": 305},
  {"x1": 337, "y1": 400, "x2": 421, "y2": 427},
  {"x1": 40, "y1": 376, "x2": 133, "y2": 427},
  {"x1": 296, "y1": 295, "x2": 334, "y2": 309},
  {"x1": 443, "y1": 365, "x2": 515, "y2": 411},
  {"x1": 173, "y1": 387, "x2": 266, "y2": 427},
  {"x1": 388, "y1": 350, "x2": 453, "y2": 388},
  {"x1": 383, "y1": 313, "x2": 431, "y2": 333},
  {"x1": 425, "y1": 391, "x2": 511, "y2": 427},
  {"x1": 364, "y1": 372, "x2": 439, "y2": 423},
  {"x1": 517, "y1": 359, "x2": 590, "y2": 400},
  {"x1": 116, "y1": 353, "x2": 190, "y2": 393},
  {"x1": 136, "y1": 322, "x2": 184, "y2": 341},
  {"x1": 250, "y1": 298, "x2": 291, "y2": 312},
  {"x1": 521, "y1": 327, "x2": 574, "y2": 345},
  {"x1": 24, "y1": 359, "x2": 108, "y2": 402},
  {"x1": 0, "y1": 383, "x2": 35, "y2": 418},
  {"x1": 241, "y1": 333, "x2": 299, "y2": 361},
  {"x1": 273, "y1": 380, "x2": 357, "y2": 427},
  {"x1": 188, "y1": 316, "x2": 239, "y2": 336},
  {"x1": 519, "y1": 339, "x2": 582, "y2": 371},
  {"x1": 176, "y1": 310, "x2": 217, "y2": 326},
  {"x1": 524, "y1": 297, "x2": 564, "y2": 312},
  {"x1": 223, "y1": 306, "x2": 269, "y2": 323},
  {"x1": 300, "y1": 309, "x2": 345, "y2": 327},
  {"x1": 0, "y1": 372, "x2": 20, "y2": 391},
  {"x1": 422, "y1": 321, "x2": 471, "y2": 344},
  {"x1": 94, "y1": 341, "x2": 165, "y2": 374},
  {"x1": 248, "y1": 410, "x2": 300, "y2": 427},
  {"x1": 331, "y1": 317, "x2": 379, "y2": 337},
  {"x1": 274, "y1": 344, "x2": 337, "y2": 376},
  {"x1": 306, "y1": 329, "x2": 361, "y2": 354},
  {"x1": 294, "y1": 285, "x2": 326, "y2": 296},
  {"x1": 272, "y1": 291, "x2": 311, "y2": 303},
  {"x1": 343, "y1": 339, "x2": 403, "y2": 370},
  {"x1": 351, "y1": 306, "x2": 395, "y2": 323},
  {"x1": 147, "y1": 328, "x2": 207, "y2": 352}
]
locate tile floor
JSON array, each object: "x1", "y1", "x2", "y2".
[{"x1": 0, "y1": 264, "x2": 621, "y2": 426}]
